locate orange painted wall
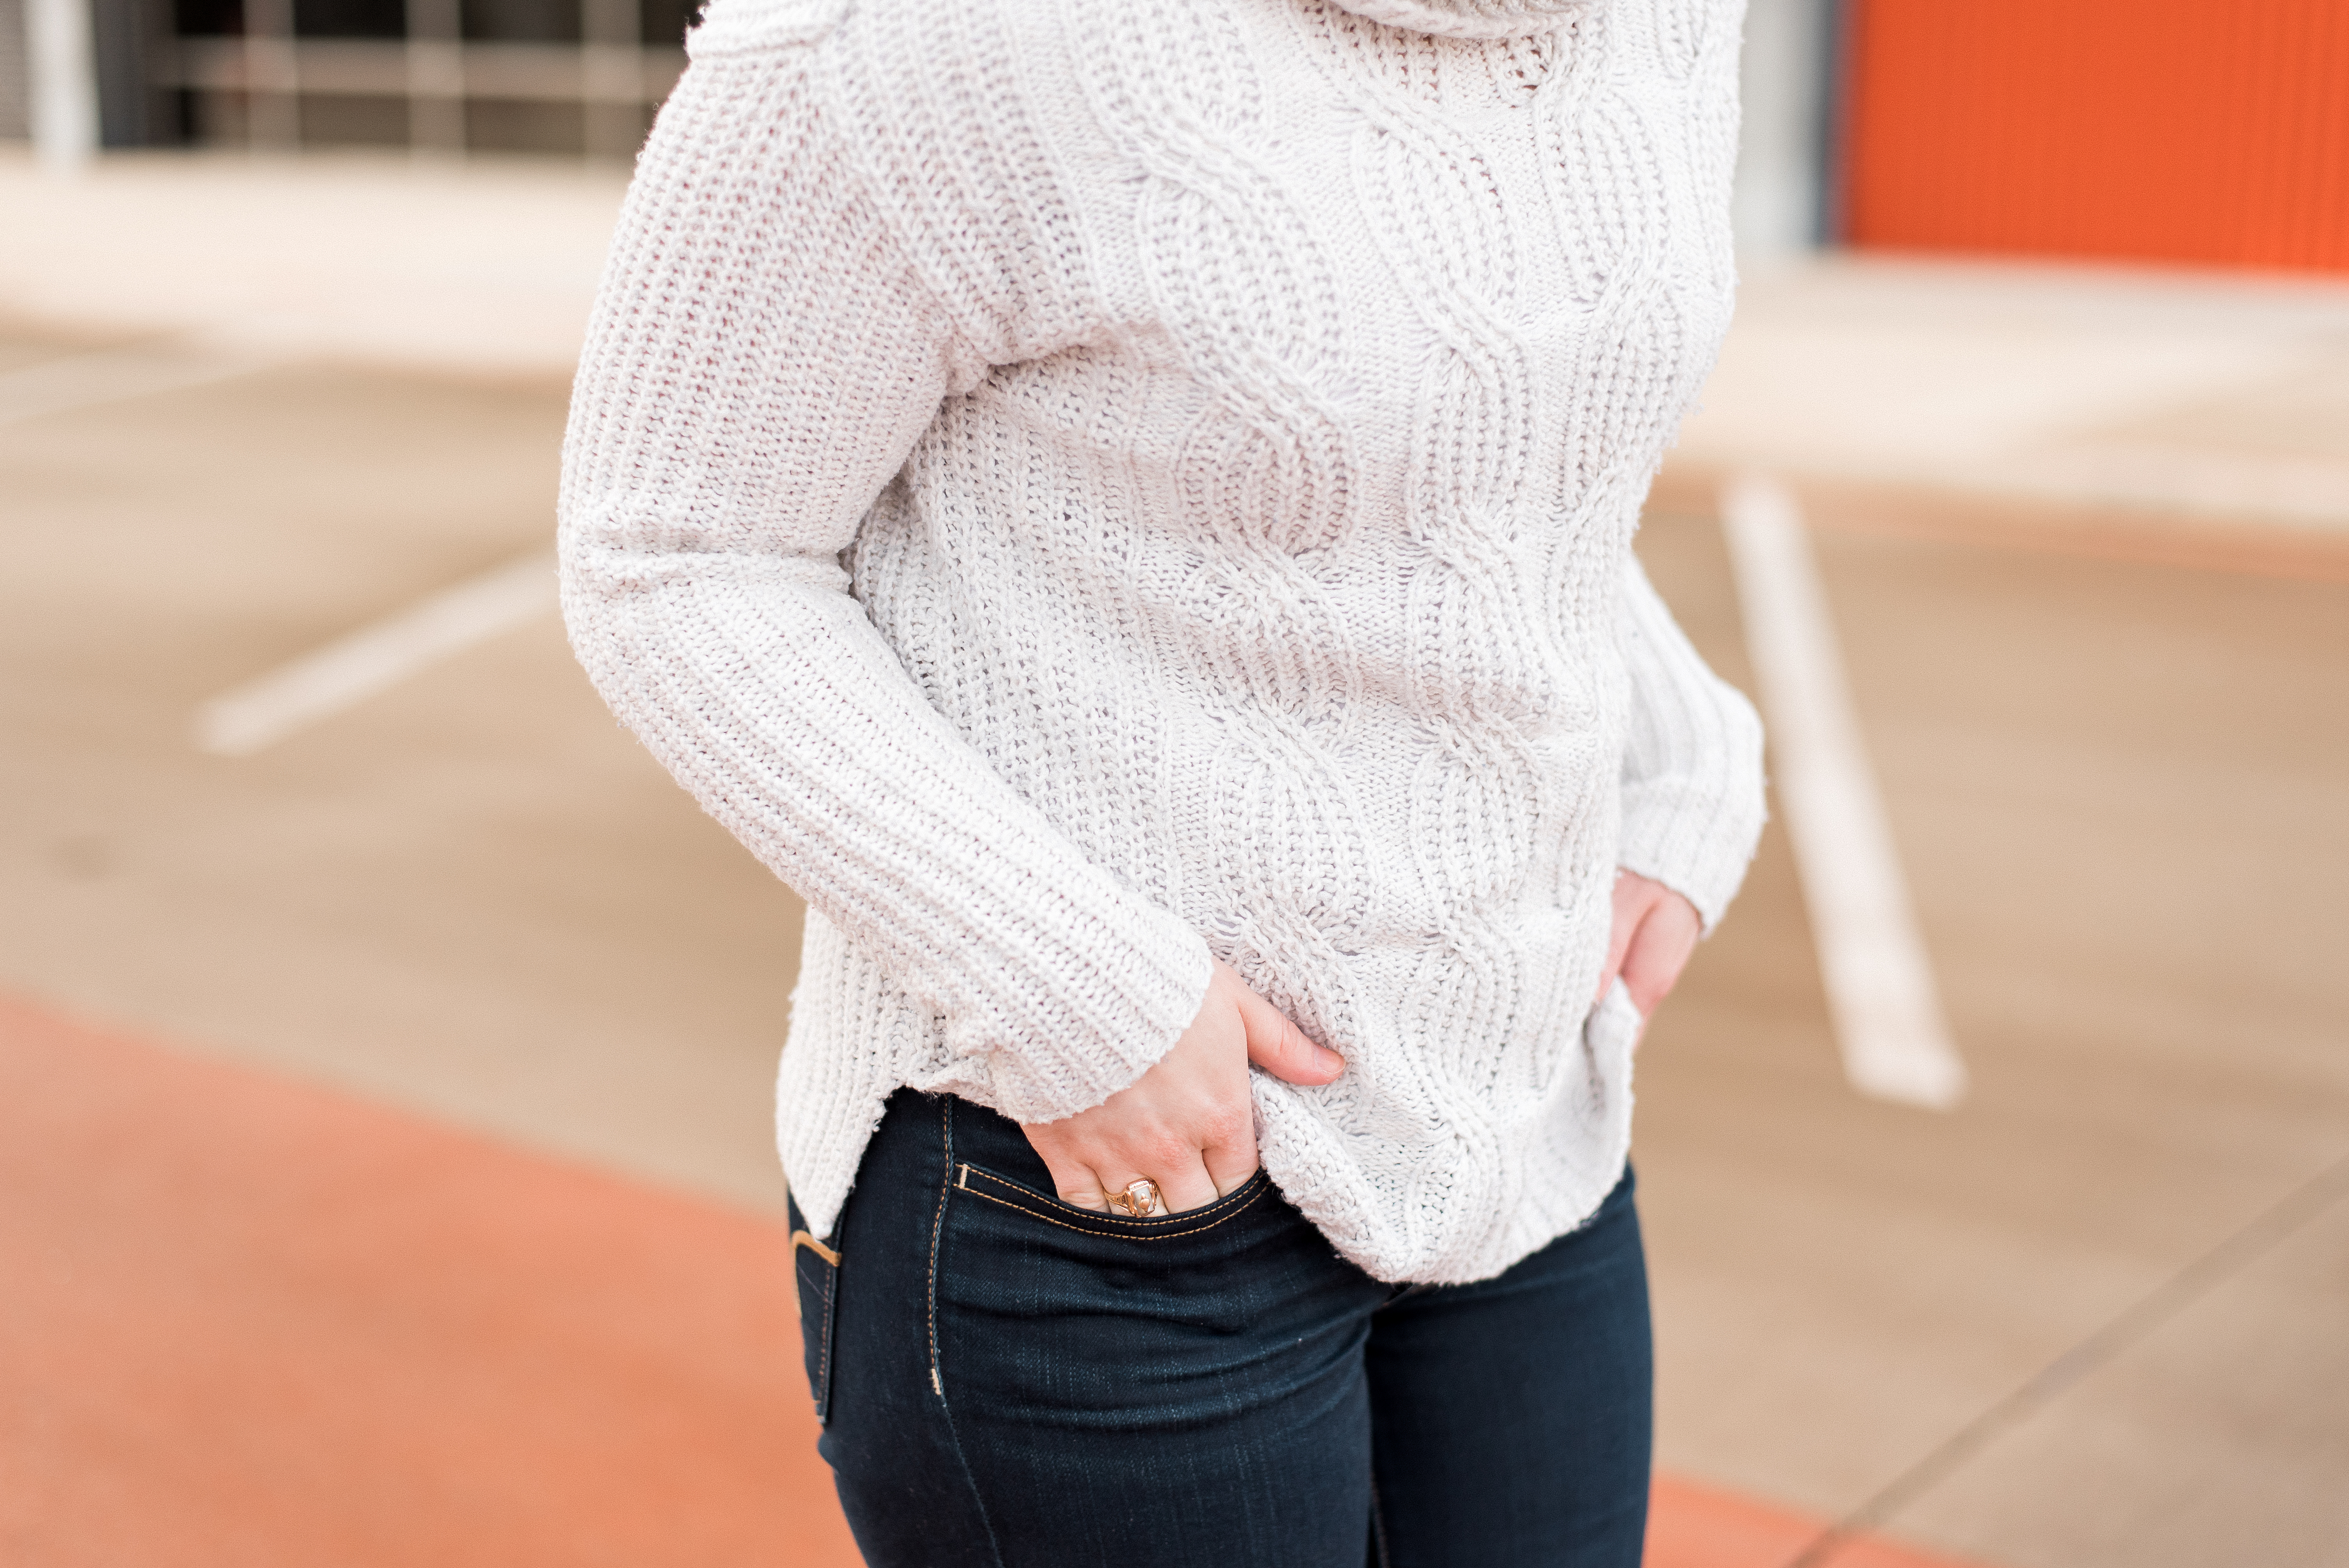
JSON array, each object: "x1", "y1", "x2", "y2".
[{"x1": 1842, "y1": 0, "x2": 2349, "y2": 273}]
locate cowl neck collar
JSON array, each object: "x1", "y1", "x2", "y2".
[{"x1": 1318, "y1": 0, "x2": 1593, "y2": 39}]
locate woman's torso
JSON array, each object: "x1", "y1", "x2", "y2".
[{"x1": 786, "y1": 0, "x2": 1744, "y2": 1281}]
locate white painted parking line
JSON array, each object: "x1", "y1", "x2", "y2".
[
  {"x1": 0, "y1": 342, "x2": 286, "y2": 429},
  {"x1": 1720, "y1": 473, "x2": 1968, "y2": 1111},
  {"x1": 195, "y1": 552, "x2": 558, "y2": 757}
]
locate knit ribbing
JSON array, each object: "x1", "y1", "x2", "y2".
[{"x1": 561, "y1": 0, "x2": 1764, "y2": 1283}]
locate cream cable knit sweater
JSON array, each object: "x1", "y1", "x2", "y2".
[{"x1": 560, "y1": 0, "x2": 1765, "y2": 1283}]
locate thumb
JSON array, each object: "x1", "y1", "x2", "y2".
[
  {"x1": 1239, "y1": 992, "x2": 1344, "y2": 1087},
  {"x1": 1597, "y1": 870, "x2": 1647, "y2": 1007}
]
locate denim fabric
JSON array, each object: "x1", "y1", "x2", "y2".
[{"x1": 790, "y1": 1089, "x2": 1651, "y2": 1568}]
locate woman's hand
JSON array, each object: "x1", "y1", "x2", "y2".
[
  {"x1": 1599, "y1": 870, "x2": 1703, "y2": 1019},
  {"x1": 1021, "y1": 960, "x2": 1344, "y2": 1214}
]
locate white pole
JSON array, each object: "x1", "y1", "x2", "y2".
[
  {"x1": 405, "y1": 0, "x2": 463, "y2": 158},
  {"x1": 27, "y1": 0, "x2": 98, "y2": 176},
  {"x1": 1720, "y1": 474, "x2": 1968, "y2": 1111},
  {"x1": 243, "y1": 0, "x2": 299, "y2": 151},
  {"x1": 580, "y1": 0, "x2": 643, "y2": 162},
  {"x1": 1734, "y1": 0, "x2": 1833, "y2": 264}
]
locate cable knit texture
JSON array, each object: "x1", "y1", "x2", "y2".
[{"x1": 560, "y1": 0, "x2": 1764, "y2": 1282}]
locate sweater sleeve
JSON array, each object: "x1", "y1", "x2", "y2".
[
  {"x1": 1614, "y1": 551, "x2": 1768, "y2": 931},
  {"x1": 556, "y1": 27, "x2": 1213, "y2": 1124}
]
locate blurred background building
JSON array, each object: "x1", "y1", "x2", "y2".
[
  {"x1": 1, "y1": 0, "x2": 692, "y2": 159},
  {"x1": 1754, "y1": 0, "x2": 2349, "y2": 276},
  {"x1": 9, "y1": 0, "x2": 2345, "y2": 266}
]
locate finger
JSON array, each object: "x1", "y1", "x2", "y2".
[
  {"x1": 1199, "y1": 1105, "x2": 1260, "y2": 1198},
  {"x1": 1239, "y1": 992, "x2": 1344, "y2": 1086},
  {"x1": 1033, "y1": 1145, "x2": 1111, "y2": 1210},
  {"x1": 1617, "y1": 896, "x2": 1701, "y2": 1017},
  {"x1": 1102, "y1": 1146, "x2": 1218, "y2": 1214},
  {"x1": 1598, "y1": 871, "x2": 1648, "y2": 1005}
]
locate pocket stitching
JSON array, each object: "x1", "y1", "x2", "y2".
[
  {"x1": 813, "y1": 1262, "x2": 834, "y2": 1406},
  {"x1": 955, "y1": 1164, "x2": 1271, "y2": 1240},
  {"x1": 959, "y1": 1162, "x2": 1267, "y2": 1226},
  {"x1": 927, "y1": 1098, "x2": 952, "y2": 1398},
  {"x1": 789, "y1": 1229, "x2": 838, "y2": 1423}
]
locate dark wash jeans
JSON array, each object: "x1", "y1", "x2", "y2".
[{"x1": 789, "y1": 1089, "x2": 1652, "y2": 1568}]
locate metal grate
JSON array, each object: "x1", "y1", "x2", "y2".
[{"x1": 121, "y1": 0, "x2": 698, "y2": 159}]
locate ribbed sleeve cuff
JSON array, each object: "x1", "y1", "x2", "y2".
[
  {"x1": 942, "y1": 916, "x2": 1215, "y2": 1125},
  {"x1": 1617, "y1": 769, "x2": 1767, "y2": 933}
]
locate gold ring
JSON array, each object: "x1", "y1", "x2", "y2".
[{"x1": 1108, "y1": 1178, "x2": 1166, "y2": 1218}]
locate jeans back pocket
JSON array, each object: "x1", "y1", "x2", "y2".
[
  {"x1": 953, "y1": 1161, "x2": 1273, "y2": 1240},
  {"x1": 787, "y1": 1197, "x2": 840, "y2": 1425}
]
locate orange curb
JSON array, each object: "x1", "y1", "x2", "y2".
[
  {"x1": 0, "y1": 995, "x2": 859, "y2": 1568},
  {"x1": 0, "y1": 996, "x2": 1994, "y2": 1568},
  {"x1": 1650, "y1": 1476, "x2": 1987, "y2": 1568}
]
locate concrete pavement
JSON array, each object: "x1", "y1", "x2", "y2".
[
  {"x1": 0, "y1": 326, "x2": 802, "y2": 1216},
  {"x1": 1634, "y1": 504, "x2": 2349, "y2": 1564},
  {"x1": 0, "y1": 148, "x2": 624, "y2": 379},
  {"x1": 1672, "y1": 256, "x2": 2349, "y2": 539}
]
